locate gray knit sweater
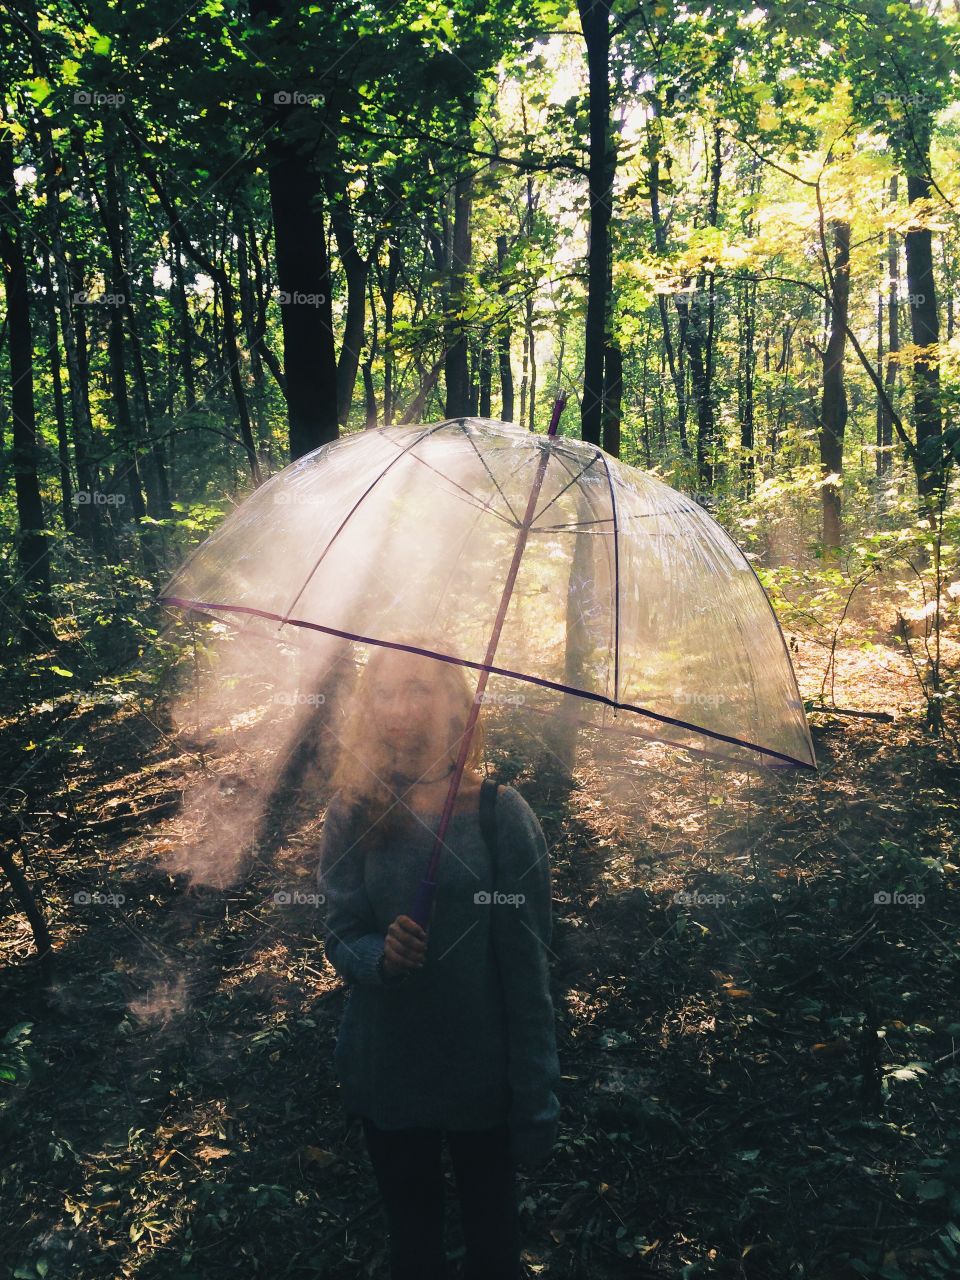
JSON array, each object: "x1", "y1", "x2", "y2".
[{"x1": 316, "y1": 783, "x2": 561, "y2": 1163}]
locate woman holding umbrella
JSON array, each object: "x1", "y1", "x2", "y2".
[{"x1": 316, "y1": 640, "x2": 561, "y2": 1280}]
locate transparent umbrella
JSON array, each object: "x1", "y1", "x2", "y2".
[{"x1": 160, "y1": 410, "x2": 815, "y2": 923}]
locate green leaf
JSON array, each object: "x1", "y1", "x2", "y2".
[{"x1": 26, "y1": 77, "x2": 53, "y2": 105}]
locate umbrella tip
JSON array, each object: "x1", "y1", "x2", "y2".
[{"x1": 547, "y1": 393, "x2": 567, "y2": 437}]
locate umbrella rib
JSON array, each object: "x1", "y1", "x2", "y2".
[
  {"x1": 530, "y1": 517, "x2": 614, "y2": 532},
  {"x1": 379, "y1": 433, "x2": 519, "y2": 529},
  {"x1": 530, "y1": 453, "x2": 602, "y2": 526},
  {"x1": 425, "y1": 476, "x2": 520, "y2": 630},
  {"x1": 597, "y1": 449, "x2": 622, "y2": 710},
  {"x1": 459, "y1": 420, "x2": 524, "y2": 525},
  {"x1": 522, "y1": 701, "x2": 770, "y2": 774},
  {"x1": 541, "y1": 444, "x2": 585, "y2": 484},
  {"x1": 276, "y1": 421, "x2": 450, "y2": 624},
  {"x1": 157, "y1": 598, "x2": 815, "y2": 771}
]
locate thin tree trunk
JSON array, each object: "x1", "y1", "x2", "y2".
[
  {"x1": 40, "y1": 243, "x2": 73, "y2": 528},
  {"x1": 444, "y1": 171, "x2": 473, "y2": 418},
  {"x1": 681, "y1": 125, "x2": 722, "y2": 485},
  {"x1": 130, "y1": 144, "x2": 262, "y2": 480},
  {"x1": 601, "y1": 239, "x2": 621, "y2": 457},
  {"x1": 578, "y1": 0, "x2": 613, "y2": 446},
  {"x1": 236, "y1": 210, "x2": 268, "y2": 468},
  {"x1": 478, "y1": 344, "x2": 492, "y2": 417},
  {"x1": 37, "y1": 121, "x2": 102, "y2": 545},
  {"x1": 362, "y1": 272, "x2": 378, "y2": 428},
  {"x1": 904, "y1": 168, "x2": 943, "y2": 500},
  {"x1": 519, "y1": 322, "x2": 529, "y2": 427},
  {"x1": 495, "y1": 234, "x2": 514, "y2": 421},
  {"x1": 382, "y1": 237, "x2": 399, "y2": 424},
  {"x1": 0, "y1": 117, "x2": 51, "y2": 619},
  {"x1": 248, "y1": 220, "x2": 286, "y2": 404},
  {"x1": 879, "y1": 174, "x2": 899, "y2": 477},
  {"x1": 98, "y1": 145, "x2": 148, "y2": 521},
  {"x1": 820, "y1": 220, "x2": 851, "y2": 552},
  {"x1": 527, "y1": 294, "x2": 536, "y2": 431},
  {"x1": 248, "y1": 1, "x2": 339, "y2": 458},
  {"x1": 648, "y1": 119, "x2": 688, "y2": 455},
  {"x1": 467, "y1": 341, "x2": 479, "y2": 415},
  {"x1": 329, "y1": 188, "x2": 369, "y2": 427},
  {"x1": 740, "y1": 278, "x2": 756, "y2": 494}
]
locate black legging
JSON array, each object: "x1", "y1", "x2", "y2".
[{"x1": 360, "y1": 1116, "x2": 522, "y2": 1280}]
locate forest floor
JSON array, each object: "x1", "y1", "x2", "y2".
[{"x1": 2, "y1": 599, "x2": 960, "y2": 1280}]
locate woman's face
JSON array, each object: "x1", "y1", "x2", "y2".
[{"x1": 367, "y1": 655, "x2": 456, "y2": 768}]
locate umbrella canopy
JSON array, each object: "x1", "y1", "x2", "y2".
[{"x1": 160, "y1": 416, "x2": 815, "y2": 777}]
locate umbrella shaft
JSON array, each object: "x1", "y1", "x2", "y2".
[{"x1": 411, "y1": 441, "x2": 555, "y2": 926}]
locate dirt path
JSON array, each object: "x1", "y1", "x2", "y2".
[{"x1": 2, "y1": 627, "x2": 959, "y2": 1279}]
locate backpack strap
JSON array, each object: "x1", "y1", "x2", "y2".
[{"x1": 479, "y1": 777, "x2": 500, "y2": 883}]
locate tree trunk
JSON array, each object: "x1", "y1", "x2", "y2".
[
  {"x1": 361, "y1": 271, "x2": 378, "y2": 428},
  {"x1": 329, "y1": 188, "x2": 369, "y2": 428},
  {"x1": 647, "y1": 119, "x2": 688, "y2": 455},
  {"x1": 173, "y1": 243, "x2": 199, "y2": 413},
  {"x1": 495, "y1": 234, "x2": 515, "y2": 421},
  {"x1": 679, "y1": 291, "x2": 715, "y2": 484},
  {"x1": 249, "y1": 6, "x2": 339, "y2": 457},
  {"x1": 249, "y1": 0, "x2": 337, "y2": 457},
  {"x1": 37, "y1": 121, "x2": 101, "y2": 545},
  {"x1": 444, "y1": 171, "x2": 473, "y2": 418},
  {"x1": 879, "y1": 174, "x2": 899, "y2": 477},
  {"x1": 519, "y1": 320, "x2": 529, "y2": 428},
  {"x1": 236, "y1": 211, "x2": 268, "y2": 468},
  {"x1": 98, "y1": 144, "x2": 148, "y2": 521},
  {"x1": 578, "y1": 0, "x2": 613, "y2": 446},
  {"x1": 904, "y1": 169, "x2": 943, "y2": 500},
  {"x1": 526, "y1": 294, "x2": 537, "y2": 431},
  {"x1": 739, "y1": 279, "x2": 756, "y2": 495},
  {"x1": 247, "y1": 220, "x2": 286, "y2": 404},
  {"x1": 819, "y1": 220, "x2": 851, "y2": 553},
  {"x1": 98, "y1": 131, "x2": 171, "y2": 520},
  {"x1": 382, "y1": 237, "x2": 399, "y2": 424},
  {"x1": 478, "y1": 344, "x2": 492, "y2": 417},
  {"x1": 40, "y1": 243, "x2": 73, "y2": 528},
  {"x1": 0, "y1": 119, "x2": 51, "y2": 620},
  {"x1": 683, "y1": 126, "x2": 723, "y2": 485}
]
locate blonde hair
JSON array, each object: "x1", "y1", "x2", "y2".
[{"x1": 329, "y1": 639, "x2": 487, "y2": 852}]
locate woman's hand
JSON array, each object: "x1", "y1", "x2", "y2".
[{"x1": 382, "y1": 914, "x2": 428, "y2": 977}]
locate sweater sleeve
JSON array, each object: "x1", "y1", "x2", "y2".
[
  {"x1": 491, "y1": 786, "x2": 561, "y2": 1165},
  {"x1": 316, "y1": 792, "x2": 405, "y2": 988}
]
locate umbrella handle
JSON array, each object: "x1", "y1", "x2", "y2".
[
  {"x1": 408, "y1": 877, "x2": 437, "y2": 929},
  {"x1": 548, "y1": 392, "x2": 567, "y2": 436}
]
